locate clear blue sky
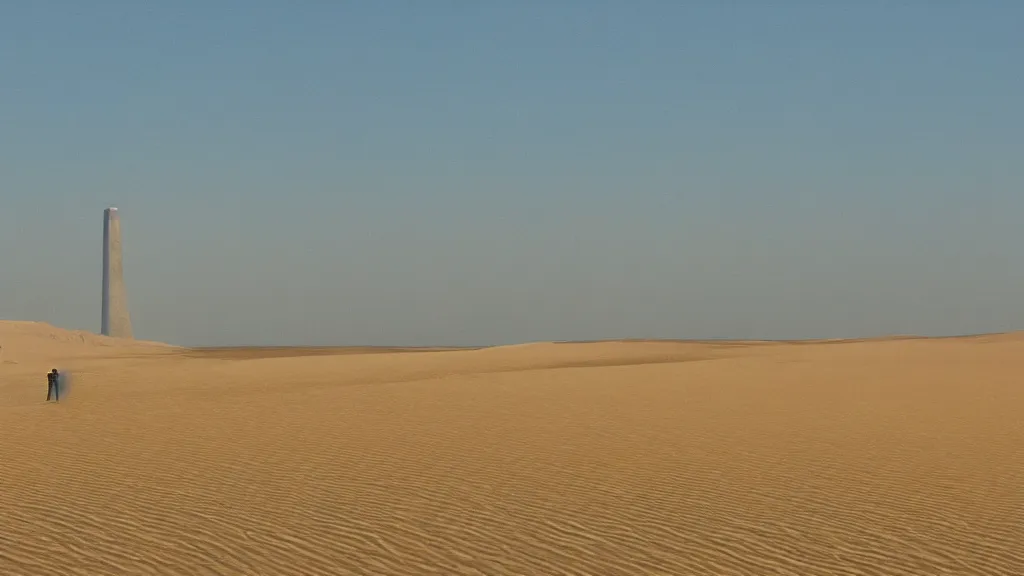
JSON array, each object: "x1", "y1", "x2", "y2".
[{"x1": 1, "y1": 2, "x2": 1022, "y2": 346}]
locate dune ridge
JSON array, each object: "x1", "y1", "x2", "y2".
[{"x1": 1, "y1": 323, "x2": 1021, "y2": 575}]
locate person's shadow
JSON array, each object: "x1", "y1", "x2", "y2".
[{"x1": 57, "y1": 370, "x2": 73, "y2": 401}]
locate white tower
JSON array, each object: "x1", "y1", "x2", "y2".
[{"x1": 101, "y1": 207, "x2": 133, "y2": 338}]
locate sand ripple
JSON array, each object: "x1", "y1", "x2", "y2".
[{"x1": 1, "y1": 339, "x2": 1021, "y2": 575}]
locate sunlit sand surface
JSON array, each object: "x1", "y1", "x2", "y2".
[{"x1": 1, "y1": 322, "x2": 1020, "y2": 575}]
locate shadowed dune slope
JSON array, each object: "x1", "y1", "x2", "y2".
[{"x1": 1, "y1": 326, "x2": 1021, "y2": 575}]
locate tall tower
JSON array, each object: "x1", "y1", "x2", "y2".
[{"x1": 101, "y1": 207, "x2": 133, "y2": 338}]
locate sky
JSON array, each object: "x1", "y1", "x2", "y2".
[{"x1": 1, "y1": 2, "x2": 1023, "y2": 347}]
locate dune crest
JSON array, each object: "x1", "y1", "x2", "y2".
[
  {"x1": 0, "y1": 320, "x2": 173, "y2": 347},
  {"x1": 0, "y1": 321, "x2": 173, "y2": 370}
]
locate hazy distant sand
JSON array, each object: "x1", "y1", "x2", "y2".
[{"x1": 1, "y1": 323, "x2": 1020, "y2": 575}]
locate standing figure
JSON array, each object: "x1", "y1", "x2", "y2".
[{"x1": 46, "y1": 368, "x2": 59, "y2": 402}]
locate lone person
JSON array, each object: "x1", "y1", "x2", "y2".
[{"x1": 46, "y1": 368, "x2": 59, "y2": 402}]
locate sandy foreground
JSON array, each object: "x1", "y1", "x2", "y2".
[{"x1": 0, "y1": 322, "x2": 1020, "y2": 575}]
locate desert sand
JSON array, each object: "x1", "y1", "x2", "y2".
[{"x1": 0, "y1": 321, "x2": 1020, "y2": 575}]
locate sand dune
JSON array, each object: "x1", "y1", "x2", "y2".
[
  {"x1": 0, "y1": 321, "x2": 173, "y2": 365},
  {"x1": 1, "y1": 323, "x2": 1021, "y2": 575}
]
